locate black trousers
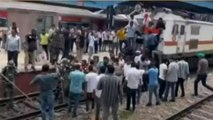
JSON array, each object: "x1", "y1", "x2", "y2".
[
  {"x1": 62, "y1": 39, "x2": 71, "y2": 59},
  {"x1": 158, "y1": 78, "x2": 166, "y2": 99},
  {"x1": 126, "y1": 87, "x2": 137, "y2": 110},
  {"x1": 7, "y1": 51, "x2": 18, "y2": 67},
  {"x1": 86, "y1": 93, "x2": 95, "y2": 111},
  {"x1": 85, "y1": 41, "x2": 89, "y2": 53},
  {"x1": 98, "y1": 38, "x2": 102, "y2": 52},
  {"x1": 42, "y1": 45, "x2": 49, "y2": 60},
  {"x1": 142, "y1": 73, "x2": 149, "y2": 92},
  {"x1": 194, "y1": 74, "x2": 213, "y2": 95},
  {"x1": 94, "y1": 41, "x2": 98, "y2": 53},
  {"x1": 49, "y1": 48, "x2": 60, "y2": 65},
  {"x1": 175, "y1": 78, "x2": 185, "y2": 97}
]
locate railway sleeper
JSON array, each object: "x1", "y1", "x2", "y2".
[
  {"x1": 187, "y1": 113, "x2": 210, "y2": 120},
  {"x1": 193, "y1": 109, "x2": 213, "y2": 119},
  {"x1": 0, "y1": 114, "x2": 7, "y2": 119},
  {"x1": 22, "y1": 100, "x2": 40, "y2": 110}
]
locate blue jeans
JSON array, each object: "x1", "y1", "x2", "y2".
[
  {"x1": 40, "y1": 91, "x2": 55, "y2": 120},
  {"x1": 164, "y1": 81, "x2": 176, "y2": 100},
  {"x1": 68, "y1": 92, "x2": 81, "y2": 117},
  {"x1": 148, "y1": 85, "x2": 160, "y2": 104}
]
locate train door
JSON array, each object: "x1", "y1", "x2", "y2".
[{"x1": 172, "y1": 22, "x2": 186, "y2": 53}]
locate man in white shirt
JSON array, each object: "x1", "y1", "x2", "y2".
[
  {"x1": 5, "y1": 29, "x2": 21, "y2": 67},
  {"x1": 101, "y1": 30, "x2": 107, "y2": 52},
  {"x1": 158, "y1": 59, "x2": 168, "y2": 99},
  {"x1": 126, "y1": 21, "x2": 136, "y2": 49},
  {"x1": 111, "y1": 30, "x2": 119, "y2": 55},
  {"x1": 123, "y1": 61, "x2": 131, "y2": 81},
  {"x1": 108, "y1": 30, "x2": 114, "y2": 52},
  {"x1": 175, "y1": 58, "x2": 189, "y2": 97},
  {"x1": 95, "y1": 66, "x2": 106, "y2": 120},
  {"x1": 125, "y1": 62, "x2": 142, "y2": 111},
  {"x1": 163, "y1": 59, "x2": 179, "y2": 102},
  {"x1": 85, "y1": 65, "x2": 98, "y2": 111},
  {"x1": 88, "y1": 32, "x2": 95, "y2": 61},
  {"x1": 94, "y1": 31, "x2": 98, "y2": 53},
  {"x1": 134, "y1": 51, "x2": 142, "y2": 65}
]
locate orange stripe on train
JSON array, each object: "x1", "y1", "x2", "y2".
[{"x1": 164, "y1": 40, "x2": 213, "y2": 46}]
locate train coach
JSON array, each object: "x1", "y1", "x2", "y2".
[{"x1": 149, "y1": 12, "x2": 213, "y2": 69}]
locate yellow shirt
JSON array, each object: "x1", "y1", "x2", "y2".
[
  {"x1": 40, "y1": 33, "x2": 49, "y2": 45},
  {"x1": 117, "y1": 29, "x2": 126, "y2": 41}
]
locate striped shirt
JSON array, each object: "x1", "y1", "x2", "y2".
[
  {"x1": 97, "y1": 74, "x2": 122, "y2": 106},
  {"x1": 178, "y1": 60, "x2": 190, "y2": 79},
  {"x1": 197, "y1": 58, "x2": 208, "y2": 75}
]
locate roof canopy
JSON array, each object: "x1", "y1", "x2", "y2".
[
  {"x1": 117, "y1": 1, "x2": 213, "y2": 14},
  {"x1": 0, "y1": 1, "x2": 98, "y2": 18}
]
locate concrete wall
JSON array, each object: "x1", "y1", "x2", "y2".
[{"x1": 7, "y1": 9, "x2": 59, "y2": 41}]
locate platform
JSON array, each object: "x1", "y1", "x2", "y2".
[
  {"x1": 0, "y1": 49, "x2": 109, "y2": 98},
  {"x1": 0, "y1": 50, "x2": 109, "y2": 72}
]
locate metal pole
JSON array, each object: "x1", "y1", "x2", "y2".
[{"x1": 0, "y1": 73, "x2": 34, "y2": 103}]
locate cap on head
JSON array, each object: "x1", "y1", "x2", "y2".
[{"x1": 196, "y1": 52, "x2": 205, "y2": 58}]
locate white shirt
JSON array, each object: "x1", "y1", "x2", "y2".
[
  {"x1": 86, "y1": 72, "x2": 99, "y2": 93},
  {"x1": 102, "y1": 31, "x2": 107, "y2": 41},
  {"x1": 97, "y1": 31, "x2": 102, "y2": 39},
  {"x1": 94, "y1": 36, "x2": 98, "y2": 42},
  {"x1": 126, "y1": 26, "x2": 135, "y2": 38},
  {"x1": 134, "y1": 54, "x2": 142, "y2": 64},
  {"x1": 6, "y1": 34, "x2": 21, "y2": 52},
  {"x1": 159, "y1": 63, "x2": 168, "y2": 80},
  {"x1": 138, "y1": 69, "x2": 145, "y2": 85},
  {"x1": 126, "y1": 67, "x2": 142, "y2": 89},
  {"x1": 95, "y1": 74, "x2": 105, "y2": 98},
  {"x1": 110, "y1": 31, "x2": 116, "y2": 42},
  {"x1": 119, "y1": 59, "x2": 125, "y2": 66},
  {"x1": 124, "y1": 63, "x2": 131, "y2": 78},
  {"x1": 48, "y1": 28, "x2": 55, "y2": 36},
  {"x1": 88, "y1": 34, "x2": 95, "y2": 47},
  {"x1": 167, "y1": 62, "x2": 179, "y2": 82}
]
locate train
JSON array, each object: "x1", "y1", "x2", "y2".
[
  {"x1": 125, "y1": 7, "x2": 213, "y2": 69},
  {"x1": 154, "y1": 12, "x2": 213, "y2": 69}
]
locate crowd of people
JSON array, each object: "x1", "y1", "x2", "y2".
[
  {"x1": 1, "y1": 17, "x2": 213, "y2": 120},
  {"x1": 26, "y1": 50, "x2": 213, "y2": 120},
  {"x1": 2, "y1": 15, "x2": 165, "y2": 71}
]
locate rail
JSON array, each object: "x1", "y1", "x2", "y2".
[{"x1": 166, "y1": 94, "x2": 213, "y2": 120}]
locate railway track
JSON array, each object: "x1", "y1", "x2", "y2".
[
  {"x1": 166, "y1": 94, "x2": 213, "y2": 120},
  {"x1": 0, "y1": 92, "x2": 85, "y2": 120}
]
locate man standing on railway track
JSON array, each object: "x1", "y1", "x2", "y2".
[
  {"x1": 94, "y1": 66, "x2": 106, "y2": 120},
  {"x1": 175, "y1": 58, "x2": 190, "y2": 97},
  {"x1": 194, "y1": 53, "x2": 213, "y2": 96},
  {"x1": 85, "y1": 65, "x2": 98, "y2": 111},
  {"x1": 125, "y1": 62, "x2": 141, "y2": 111},
  {"x1": 163, "y1": 59, "x2": 179, "y2": 102},
  {"x1": 97, "y1": 65, "x2": 123, "y2": 120},
  {"x1": 30, "y1": 64, "x2": 60, "y2": 120},
  {"x1": 68, "y1": 63, "x2": 85, "y2": 118},
  {"x1": 1, "y1": 60, "x2": 17, "y2": 108},
  {"x1": 147, "y1": 61, "x2": 160, "y2": 106}
]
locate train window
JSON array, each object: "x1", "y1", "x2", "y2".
[
  {"x1": 172, "y1": 24, "x2": 179, "y2": 35},
  {"x1": 180, "y1": 25, "x2": 185, "y2": 35},
  {"x1": 191, "y1": 25, "x2": 200, "y2": 35}
]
